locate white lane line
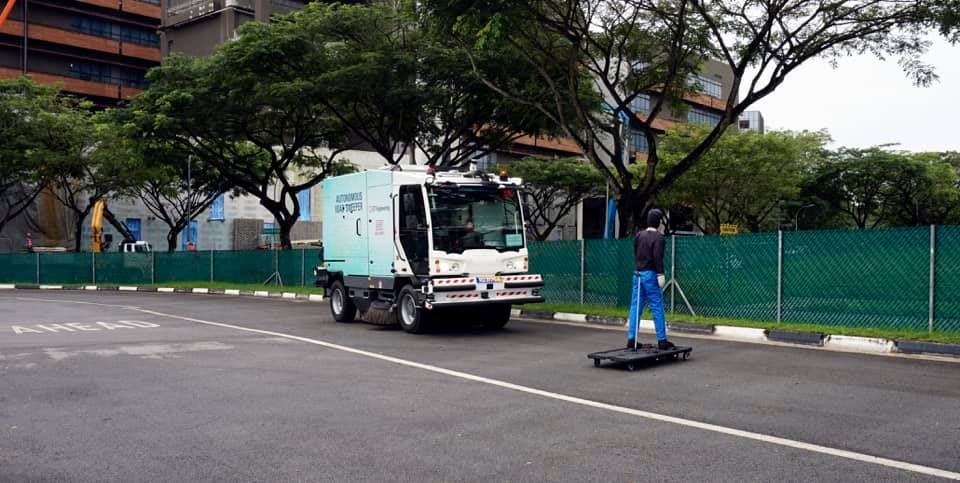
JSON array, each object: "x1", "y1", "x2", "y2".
[{"x1": 13, "y1": 296, "x2": 960, "y2": 481}]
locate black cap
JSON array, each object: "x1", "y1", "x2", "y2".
[{"x1": 646, "y1": 208, "x2": 664, "y2": 228}]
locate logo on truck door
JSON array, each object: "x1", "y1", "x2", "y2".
[{"x1": 335, "y1": 192, "x2": 364, "y2": 214}]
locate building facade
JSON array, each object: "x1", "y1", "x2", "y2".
[
  {"x1": 0, "y1": 0, "x2": 161, "y2": 103},
  {"x1": 739, "y1": 110, "x2": 765, "y2": 133},
  {"x1": 161, "y1": 0, "x2": 307, "y2": 57}
]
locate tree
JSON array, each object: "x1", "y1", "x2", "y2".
[
  {"x1": 656, "y1": 126, "x2": 828, "y2": 233},
  {"x1": 35, "y1": 104, "x2": 146, "y2": 251},
  {"x1": 0, "y1": 78, "x2": 64, "y2": 237},
  {"x1": 885, "y1": 152, "x2": 960, "y2": 226},
  {"x1": 503, "y1": 157, "x2": 604, "y2": 240},
  {"x1": 427, "y1": 0, "x2": 944, "y2": 235},
  {"x1": 128, "y1": 28, "x2": 352, "y2": 248},
  {"x1": 100, "y1": 112, "x2": 234, "y2": 252},
  {"x1": 806, "y1": 147, "x2": 907, "y2": 229},
  {"x1": 258, "y1": 2, "x2": 566, "y2": 168}
]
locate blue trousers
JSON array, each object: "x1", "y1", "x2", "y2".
[{"x1": 627, "y1": 271, "x2": 667, "y2": 341}]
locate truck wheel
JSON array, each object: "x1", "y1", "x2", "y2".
[
  {"x1": 482, "y1": 304, "x2": 511, "y2": 330},
  {"x1": 398, "y1": 287, "x2": 427, "y2": 334},
  {"x1": 330, "y1": 281, "x2": 356, "y2": 323}
]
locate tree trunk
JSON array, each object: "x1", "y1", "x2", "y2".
[
  {"x1": 166, "y1": 230, "x2": 178, "y2": 252},
  {"x1": 616, "y1": 189, "x2": 635, "y2": 239},
  {"x1": 74, "y1": 218, "x2": 84, "y2": 253},
  {"x1": 278, "y1": 218, "x2": 295, "y2": 250}
]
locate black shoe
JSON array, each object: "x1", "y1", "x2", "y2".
[
  {"x1": 626, "y1": 339, "x2": 636, "y2": 350},
  {"x1": 658, "y1": 339, "x2": 676, "y2": 350}
]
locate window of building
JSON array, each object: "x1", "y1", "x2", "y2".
[
  {"x1": 68, "y1": 61, "x2": 112, "y2": 84},
  {"x1": 629, "y1": 93, "x2": 650, "y2": 114},
  {"x1": 72, "y1": 16, "x2": 112, "y2": 38},
  {"x1": 115, "y1": 25, "x2": 160, "y2": 46},
  {"x1": 125, "y1": 218, "x2": 141, "y2": 241},
  {"x1": 629, "y1": 129, "x2": 649, "y2": 158},
  {"x1": 298, "y1": 189, "x2": 311, "y2": 221},
  {"x1": 739, "y1": 120, "x2": 751, "y2": 129},
  {"x1": 687, "y1": 107, "x2": 723, "y2": 126},
  {"x1": 209, "y1": 194, "x2": 225, "y2": 221},
  {"x1": 180, "y1": 220, "x2": 198, "y2": 250},
  {"x1": 689, "y1": 74, "x2": 723, "y2": 98},
  {"x1": 72, "y1": 15, "x2": 159, "y2": 46}
]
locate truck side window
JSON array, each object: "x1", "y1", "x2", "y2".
[{"x1": 398, "y1": 186, "x2": 429, "y2": 274}]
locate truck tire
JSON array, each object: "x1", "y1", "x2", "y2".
[
  {"x1": 397, "y1": 286, "x2": 427, "y2": 334},
  {"x1": 329, "y1": 281, "x2": 356, "y2": 323},
  {"x1": 482, "y1": 304, "x2": 511, "y2": 330}
]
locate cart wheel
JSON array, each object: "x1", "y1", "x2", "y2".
[
  {"x1": 626, "y1": 363, "x2": 636, "y2": 372},
  {"x1": 593, "y1": 358, "x2": 601, "y2": 367}
]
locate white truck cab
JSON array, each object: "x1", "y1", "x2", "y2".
[
  {"x1": 313, "y1": 167, "x2": 544, "y2": 333},
  {"x1": 121, "y1": 241, "x2": 152, "y2": 253}
]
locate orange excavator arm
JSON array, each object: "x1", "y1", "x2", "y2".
[
  {"x1": 91, "y1": 199, "x2": 105, "y2": 253},
  {"x1": 0, "y1": 0, "x2": 18, "y2": 29}
]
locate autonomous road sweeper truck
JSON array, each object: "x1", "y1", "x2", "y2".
[{"x1": 313, "y1": 167, "x2": 544, "y2": 333}]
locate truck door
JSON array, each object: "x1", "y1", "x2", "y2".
[{"x1": 398, "y1": 185, "x2": 430, "y2": 275}]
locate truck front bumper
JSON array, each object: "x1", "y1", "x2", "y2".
[{"x1": 426, "y1": 274, "x2": 544, "y2": 308}]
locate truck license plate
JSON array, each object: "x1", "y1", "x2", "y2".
[{"x1": 476, "y1": 276, "x2": 497, "y2": 284}]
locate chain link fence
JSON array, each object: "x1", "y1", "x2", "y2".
[
  {"x1": 527, "y1": 225, "x2": 959, "y2": 333},
  {"x1": 1, "y1": 227, "x2": 958, "y2": 332},
  {"x1": 0, "y1": 249, "x2": 321, "y2": 287}
]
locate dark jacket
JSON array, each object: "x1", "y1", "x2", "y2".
[{"x1": 634, "y1": 229, "x2": 665, "y2": 274}]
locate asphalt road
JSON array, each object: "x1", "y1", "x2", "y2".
[{"x1": 2, "y1": 291, "x2": 959, "y2": 482}]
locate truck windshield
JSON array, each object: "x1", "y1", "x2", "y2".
[{"x1": 428, "y1": 184, "x2": 525, "y2": 253}]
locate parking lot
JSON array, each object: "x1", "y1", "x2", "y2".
[{"x1": 2, "y1": 291, "x2": 959, "y2": 481}]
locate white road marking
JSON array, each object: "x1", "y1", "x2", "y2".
[
  {"x1": 9, "y1": 320, "x2": 159, "y2": 334},
  {"x1": 44, "y1": 341, "x2": 232, "y2": 361},
  {"x1": 11, "y1": 296, "x2": 960, "y2": 481}
]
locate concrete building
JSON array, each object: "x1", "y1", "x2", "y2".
[
  {"x1": 161, "y1": 0, "x2": 307, "y2": 57},
  {"x1": 0, "y1": 0, "x2": 162, "y2": 252},
  {"x1": 0, "y1": 0, "x2": 160, "y2": 103},
  {"x1": 739, "y1": 110, "x2": 765, "y2": 133}
]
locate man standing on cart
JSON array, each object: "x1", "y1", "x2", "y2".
[{"x1": 627, "y1": 208, "x2": 674, "y2": 351}]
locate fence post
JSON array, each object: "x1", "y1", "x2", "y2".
[
  {"x1": 579, "y1": 239, "x2": 585, "y2": 305},
  {"x1": 929, "y1": 225, "x2": 936, "y2": 333},
  {"x1": 670, "y1": 234, "x2": 676, "y2": 313},
  {"x1": 300, "y1": 249, "x2": 305, "y2": 287},
  {"x1": 209, "y1": 250, "x2": 215, "y2": 283},
  {"x1": 91, "y1": 252, "x2": 96, "y2": 285},
  {"x1": 150, "y1": 251, "x2": 155, "y2": 285},
  {"x1": 35, "y1": 252, "x2": 40, "y2": 284},
  {"x1": 777, "y1": 230, "x2": 783, "y2": 323}
]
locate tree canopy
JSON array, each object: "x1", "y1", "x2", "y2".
[
  {"x1": 503, "y1": 157, "x2": 604, "y2": 240},
  {"x1": 656, "y1": 126, "x2": 829, "y2": 233},
  {"x1": 426, "y1": 0, "x2": 948, "y2": 235}
]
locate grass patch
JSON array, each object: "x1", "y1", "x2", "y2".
[
  {"x1": 523, "y1": 302, "x2": 960, "y2": 344},
  {"x1": 145, "y1": 281, "x2": 324, "y2": 295}
]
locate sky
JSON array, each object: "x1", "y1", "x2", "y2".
[{"x1": 743, "y1": 38, "x2": 960, "y2": 153}]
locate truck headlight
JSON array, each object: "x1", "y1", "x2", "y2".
[{"x1": 505, "y1": 260, "x2": 516, "y2": 271}]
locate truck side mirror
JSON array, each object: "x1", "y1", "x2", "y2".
[{"x1": 318, "y1": 246, "x2": 324, "y2": 263}]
